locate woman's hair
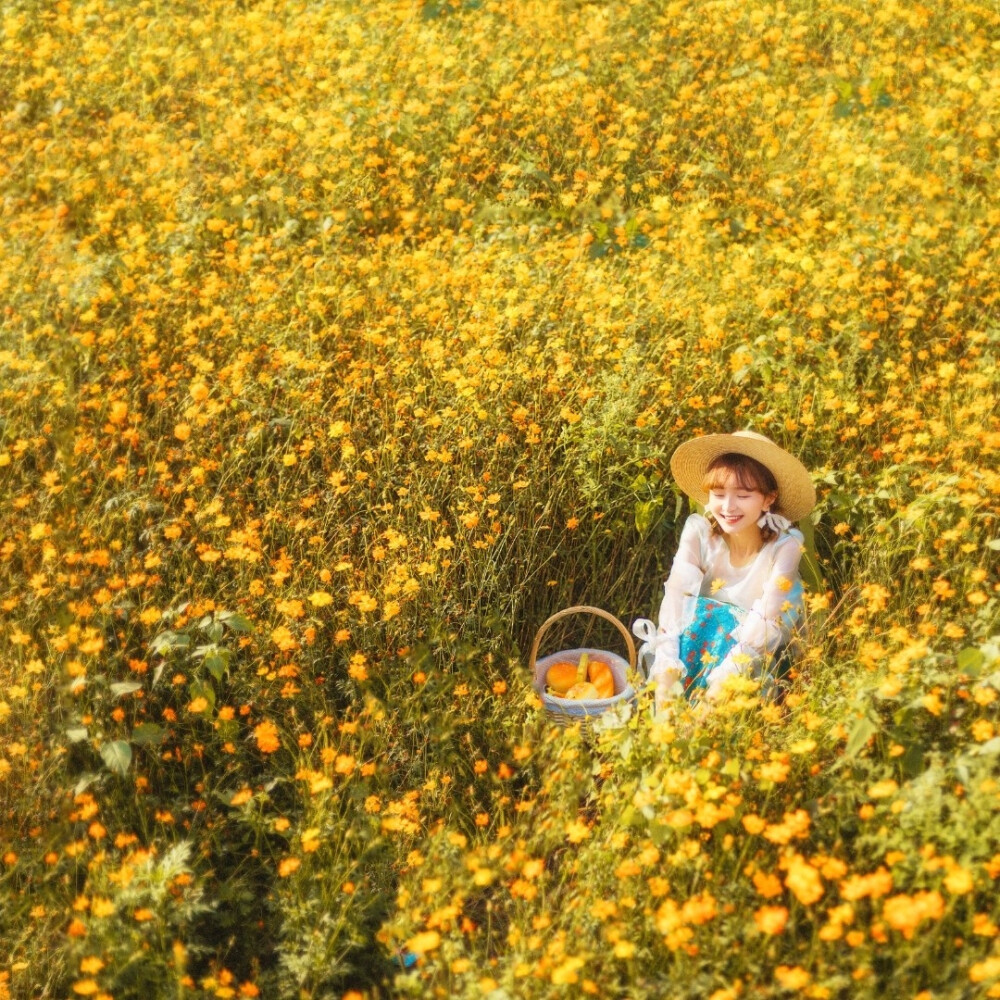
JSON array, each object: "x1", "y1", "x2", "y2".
[{"x1": 702, "y1": 452, "x2": 781, "y2": 541}]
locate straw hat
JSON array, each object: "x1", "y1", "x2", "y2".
[{"x1": 670, "y1": 430, "x2": 816, "y2": 521}]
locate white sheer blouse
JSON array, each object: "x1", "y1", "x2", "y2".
[{"x1": 652, "y1": 513, "x2": 805, "y2": 691}]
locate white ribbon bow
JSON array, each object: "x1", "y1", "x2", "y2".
[
  {"x1": 632, "y1": 618, "x2": 658, "y2": 644},
  {"x1": 757, "y1": 510, "x2": 792, "y2": 533}
]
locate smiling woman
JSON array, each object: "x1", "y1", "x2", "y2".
[{"x1": 634, "y1": 431, "x2": 816, "y2": 710}]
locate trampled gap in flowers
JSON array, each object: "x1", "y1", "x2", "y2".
[{"x1": 1, "y1": 0, "x2": 998, "y2": 997}]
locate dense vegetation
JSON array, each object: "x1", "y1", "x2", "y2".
[{"x1": 1, "y1": 0, "x2": 998, "y2": 997}]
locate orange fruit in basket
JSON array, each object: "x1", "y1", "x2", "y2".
[
  {"x1": 545, "y1": 661, "x2": 580, "y2": 695},
  {"x1": 587, "y1": 659, "x2": 615, "y2": 699},
  {"x1": 565, "y1": 681, "x2": 601, "y2": 700}
]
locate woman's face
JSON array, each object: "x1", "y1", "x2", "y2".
[{"x1": 706, "y1": 471, "x2": 777, "y2": 539}]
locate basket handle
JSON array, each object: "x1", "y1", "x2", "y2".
[{"x1": 529, "y1": 605, "x2": 638, "y2": 676}]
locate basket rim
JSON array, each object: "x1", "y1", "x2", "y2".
[
  {"x1": 541, "y1": 683, "x2": 637, "y2": 709},
  {"x1": 534, "y1": 646, "x2": 630, "y2": 667}
]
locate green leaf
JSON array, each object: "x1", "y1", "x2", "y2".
[
  {"x1": 110, "y1": 681, "x2": 143, "y2": 698},
  {"x1": 634, "y1": 498, "x2": 663, "y2": 539},
  {"x1": 845, "y1": 715, "x2": 879, "y2": 758},
  {"x1": 203, "y1": 621, "x2": 224, "y2": 644},
  {"x1": 149, "y1": 630, "x2": 191, "y2": 655},
  {"x1": 900, "y1": 741, "x2": 925, "y2": 779},
  {"x1": 74, "y1": 773, "x2": 99, "y2": 796},
  {"x1": 957, "y1": 647, "x2": 985, "y2": 675},
  {"x1": 218, "y1": 611, "x2": 253, "y2": 633},
  {"x1": 647, "y1": 821, "x2": 672, "y2": 846},
  {"x1": 188, "y1": 680, "x2": 216, "y2": 713},
  {"x1": 972, "y1": 737, "x2": 1000, "y2": 757},
  {"x1": 798, "y1": 517, "x2": 825, "y2": 594},
  {"x1": 100, "y1": 740, "x2": 132, "y2": 776},
  {"x1": 131, "y1": 723, "x2": 166, "y2": 745},
  {"x1": 203, "y1": 650, "x2": 230, "y2": 682}
]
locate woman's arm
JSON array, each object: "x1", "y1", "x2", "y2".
[
  {"x1": 704, "y1": 531, "x2": 804, "y2": 698},
  {"x1": 650, "y1": 515, "x2": 707, "y2": 701}
]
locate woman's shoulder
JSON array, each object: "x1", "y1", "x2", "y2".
[
  {"x1": 776, "y1": 526, "x2": 805, "y2": 547},
  {"x1": 769, "y1": 526, "x2": 805, "y2": 559},
  {"x1": 682, "y1": 512, "x2": 712, "y2": 536}
]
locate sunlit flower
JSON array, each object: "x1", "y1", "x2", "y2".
[
  {"x1": 754, "y1": 905, "x2": 788, "y2": 935},
  {"x1": 253, "y1": 720, "x2": 281, "y2": 753}
]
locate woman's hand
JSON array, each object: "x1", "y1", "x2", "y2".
[{"x1": 703, "y1": 658, "x2": 742, "y2": 701}]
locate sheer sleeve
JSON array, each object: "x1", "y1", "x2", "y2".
[
  {"x1": 650, "y1": 515, "x2": 707, "y2": 684},
  {"x1": 704, "y1": 530, "x2": 804, "y2": 695}
]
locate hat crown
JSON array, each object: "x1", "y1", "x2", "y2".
[{"x1": 730, "y1": 430, "x2": 771, "y2": 445}]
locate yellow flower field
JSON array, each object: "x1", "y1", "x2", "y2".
[{"x1": 1, "y1": 0, "x2": 998, "y2": 996}]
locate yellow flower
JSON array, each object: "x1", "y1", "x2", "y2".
[
  {"x1": 551, "y1": 957, "x2": 585, "y2": 985},
  {"x1": 230, "y1": 788, "x2": 253, "y2": 807},
  {"x1": 774, "y1": 966, "x2": 811, "y2": 990},
  {"x1": 921, "y1": 692, "x2": 944, "y2": 716},
  {"x1": 867, "y1": 779, "x2": 898, "y2": 799},
  {"x1": 943, "y1": 866, "x2": 974, "y2": 895},
  {"x1": 970, "y1": 957, "x2": 1000, "y2": 983},
  {"x1": 406, "y1": 930, "x2": 441, "y2": 954},
  {"x1": 972, "y1": 719, "x2": 995, "y2": 741},
  {"x1": 91, "y1": 898, "x2": 116, "y2": 918}
]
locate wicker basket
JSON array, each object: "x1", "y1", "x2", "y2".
[{"x1": 529, "y1": 605, "x2": 642, "y2": 725}]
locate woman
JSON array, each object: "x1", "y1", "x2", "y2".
[{"x1": 634, "y1": 431, "x2": 816, "y2": 711}]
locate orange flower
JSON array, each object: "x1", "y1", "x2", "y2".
[
  {"x1": 253, "y1": 720, "x2": 281, "y2": 753},
  {"x1": 681, "y1": 891, "x2": 717, "y2": 925},
  {"x1": 783, "y1": 854, "x2": 824, "y2": 906},
  {"x1": 754, "y1": 905, "x2": 788, "y2": 935},
  {"x1": 277, "y1": 857, "x2": 301, "y2": 877},
  {"x1": 753, "y1": 870, "x2": 784, "y2": 899},
  {"x1": 882, "y1": 891, "x2": 945, "y2": 938}
]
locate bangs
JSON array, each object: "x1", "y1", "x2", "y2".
[{"x1": 702, "y1": 453, "x2": 777, "y2": 495}]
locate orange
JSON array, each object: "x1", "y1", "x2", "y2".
[
  {"x1": 587, "y1": 659, "x2": 615, "y2": 698},
  {"x1": 545, "y1": 661, "x2": 579, "y2": 695}
]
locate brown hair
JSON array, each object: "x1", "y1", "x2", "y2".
[{"x1": 702, "y1": 453, "x2": 780, "y2": 541}]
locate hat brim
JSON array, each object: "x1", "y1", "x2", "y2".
[{"x1": 670, "y1": 432, "x2": 816, "y2": 522}]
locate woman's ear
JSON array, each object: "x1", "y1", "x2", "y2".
[{"x1": 764, "y1": 492, "x2": 778, "y2": 512}]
